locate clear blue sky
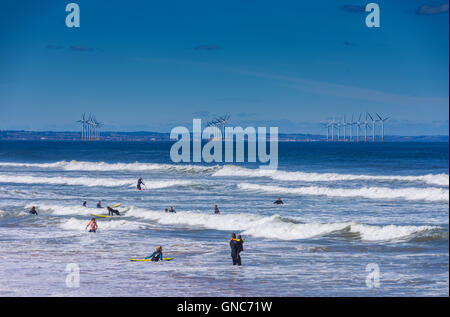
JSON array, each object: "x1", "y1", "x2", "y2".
[{"x1": 0, "y1": 0, "x2": 448, "y2": 135}]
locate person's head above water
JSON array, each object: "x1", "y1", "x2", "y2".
[
  {"x1": 91, "y1": 218, "x2": 95, "y2": 221},
  {"x1": 156, "y1": 246, "x2": 162, "y2": 252}
]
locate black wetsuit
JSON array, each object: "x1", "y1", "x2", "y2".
[
  {"x1": 137, "y1": 178, "x2": 145, "y2": 190},
  {"x1": 108, "y1": 208, "x2": 120, "y2": 216},
  {"x1": 29, "y1": 209, "x2": 38, "y2": 215},
  {"x1": 83, "y1": 202, "x2": 87, "y2": 207},
  {"x1": 274, "y1": 199, "x2": 284, "y2": 205},
  {"x1": 214, "y1": 207, "x2": 220, "y2": 214},
  {"x1": 169, "y1": 208, "x2": 176, "y2": 213},
  {"x1": 230, "y1": 239, "x2": 241, "y2": 265},
  {"x1": 97, "y1": 203, "x2": 102, "y2": 208}
]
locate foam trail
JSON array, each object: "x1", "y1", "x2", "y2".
[
  {"x1": 238, "y1": 183, "x2": 449, "y2": 202},
  {"x1": 60, "y1": 217, "x2": 148, "y2": 231},
  {"x1": 213, "y1": 166, "x2": 449, "y2": 186},
  {"x1": 125, "y1": 207, "x2": 440, "y2": 241},
  {"x1": 0, "y1": 161, "x2": 218, "y2": 173},
  {"x1": 0, "y1": 174, "x2": 194, "y2": 189}
]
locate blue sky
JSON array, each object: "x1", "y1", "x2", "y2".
[{"x1": 0, "y1": 0, "x2": 448, "y2": 134}]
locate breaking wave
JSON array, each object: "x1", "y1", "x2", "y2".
[
  {"x1": 0, "y1": 161, "x2": 218, "y2": 173},
  {"x1": 0, "y1": 174, "x2": 194, "y2": 189},
  {"x1": 237, "y1": 183, "x2": 449, "y2": 202},
  {"x1": 213, "y1": 166, "x2": 449, "y2": 186},
  {"x1": 125, "y1": 207, "x2": 441, "y2": 241}
]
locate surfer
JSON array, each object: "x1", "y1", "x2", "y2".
[
  {"x1": 273, "y1": 197, "x2": 284, "y2": 205},
  {"x1": 97, "y1": 201, "x2": 102, "y2": 208},
  {"x1": 136, "y1": 177, "x2": 145, "y2": 191},
  {"x1": 165, "y1": 208, "x2": 168, "y2": 213},
  {"x1": 230, "y1": 233, "x2": 242, "y2": 266},
  {"x1": 214, "y1": 204, "x2": 220, "y2": 214},
  {"x1": 169, "y1": 206, "x2": 176, "y2": 213},
  {"x1": 145, "y1": 246, "x2": 163, "y2": 262},
  {"x1": 85, "y1": 218, "x2": 98, "y2": 233},
  {"x1": 29, "y1": 206, "x2": 38, "y2": 215},
  {"x1": 107, "y1": 206, "x2": 120, "y2": 216},
  {"x1": 82, "y1": 201, "x2": 87, "y2": 207}
]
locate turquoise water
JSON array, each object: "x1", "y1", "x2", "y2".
[{"x1": 0, "y1": 141, "x2": 448, "y2": 296}]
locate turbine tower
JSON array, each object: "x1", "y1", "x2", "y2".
[
  {"x1": 367, "y1": 112, "x2": 376, "y2": 142},
  {"x1": 376, "y1": 113, "x2": 389, "y2": 142}
]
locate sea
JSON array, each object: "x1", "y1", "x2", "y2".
[{"x1": 0, "y1": 140, "x2": 448, "y2": 296}]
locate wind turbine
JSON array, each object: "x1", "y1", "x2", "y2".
[
  {"x1": 367, "y1": 112, "x2": 377, "y2": 142},
  {"x1": 320, "y1": 121, "x2": 330, "y2": 141},
  {"x1": 376, "y1": 113, "x2": 389, "y2": 142},
  {"x1": 349, "y1": 114, "x2": 355, "y2": 142},
  {"x1": 363, "y1": 113, "x2": 371, "y2": 142},
  {"x1": 77, "y1": 113, "x2": 87, "y2": 141},
  {"x1": 356, "y1": 113, "x2": 362, "y2": 142},
  {"x1": 342, "y1": 115, "x2": 347, "y2": 141}
]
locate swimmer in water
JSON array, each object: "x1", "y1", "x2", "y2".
[{"x1": 85, "y1": 218, "x2": 98, "y2": 233}]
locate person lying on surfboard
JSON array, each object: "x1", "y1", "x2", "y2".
[
  {"x1": 136, "y1": 177, "x2": 145, "y2": 190},
  {"x1": 85, "y1": 218, "x2": 98, "y2": 233},
  {"x1": 107, "y1": 206, "x2": 120, "y2": 216},
  {"x1": 145, "y1": 246, "x2": 163, "y2": 262}
]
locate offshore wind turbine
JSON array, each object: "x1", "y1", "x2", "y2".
[
  {"x1": 77, "y1": 113, "x2": 87, "y2": 141},
  {"x1": 376, "y1": 113, "x2": 389, "y2": 142},
  {"x1": 349, "y1": 114, "x2": 354, "y2": 142},
  {"x1": 356, "y1": 113, "x2": 362, "y2": 142},
  {"x1": 342, "y1": 115, "x2": 347, "y2": 141},
  {"x1": 367, "y1": 112, "x2": 377, "y2": 142},
  {"x1": 363, "y1": 113, "x2": 370, "y2": 142}
]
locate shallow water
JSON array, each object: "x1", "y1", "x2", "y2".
[{"x1": 0, "y1": 141, "x2": 448, "y2": 296}]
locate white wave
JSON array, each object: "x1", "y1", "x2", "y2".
[
  {"x1": 350, "y1": 223, "x2": 437, "y2": 241},
  {"x1": 238, "y1": 183, "x2": 449, "y2": 202},
  {"x1": 59, "y1": 217, "x2": 147, "y2": 231},
  {"x1": 0, "y1": 160, "x2": 218, "y2": 173},
  {"x1": 125, "y1": 207, "x2": 439, "y2": 241},
  {"x1": 0, "y1": 174, "x2": 194, "y2": 189},
  {"x1": 213, "y1": 166, "x2": 449, "y2": 186}
]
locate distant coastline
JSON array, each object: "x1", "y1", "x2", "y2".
[{"x1": 0, "y1": 130, "x2": 448, "y2": 142}]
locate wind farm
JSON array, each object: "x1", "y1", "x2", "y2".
[
  {"x1": 321, "y1": 112, "x2": 390, "y2": 142},
  {"x1": 77, "y1": 113, "x2": 103, "y2": 141}
]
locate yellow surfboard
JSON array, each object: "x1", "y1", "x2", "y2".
[
  {"x1": 130, "y1": 258, "x2": 173, "y2": 262},
  {"x1": 110, "y1": 204, "x2": 121, "y2": 208},
  {"x1": 91, "y1": 214, "x2": 112, "y2": 218}
]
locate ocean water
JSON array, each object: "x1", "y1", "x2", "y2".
[{"x1": 0, "y1": 141, "x2": 448, "y2": 297}]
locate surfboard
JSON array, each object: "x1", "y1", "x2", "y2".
[
  {"x1": 130, "y1": 258, "x2": 173, "y2": 262},
  {"x1": 91, "y1": 214, "x2": 112, "y2": 218},
  {"x1": 110, "y1": 204, "x2": 121, "y2": 208}
]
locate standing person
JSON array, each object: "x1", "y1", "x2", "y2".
[
  {"x1": 145, "y1": 246, "x2": 163, "y2": 262},
  {"x1": 165, "y1": 208, "x2": 168, "y2": 213},
  {"x1": 85, "y1": 218, "x2": 98, "y2": 233},
  {"x1": 229, "y1": 233, "x2": 241, "y2": 266},
  {"x1": 107, "y1": 206, "x2": 120, "y2": 216},
  {"x1": 29, "y1": 206, "x2": 38, "y2": 215},
  {"x1": 82, "y1": 201, "x2": 87, "y2": 207},
  {"x1": 136, "y1": 177, "x2": 145, "y2": 191},
  {"x1": 273, "y1": 197, "x2": 284, "y2": 205},
  {"x1": 214, "y1": 205, "x2": 220, "y2": 214},
  {"x1": 97, "y1": 201, "x2": 102, "y2": 208}
]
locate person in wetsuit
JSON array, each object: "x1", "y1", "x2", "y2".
[
  {"x1": 145, "y1": 246, "x2": 163, "y2": 262},
  {"x1": 29, "y1": 206, "x2": 38, "y2": 215},
  {"x1": 169, "y1": 206, "x2": 176, "y2": 213},
  {"x1": 273, "y1": 197, "x2": 284, "y2": 205},
  {"x1": 83, "y1": 201, "x2": 87, "y2": 207},
  {"x1": 97, "y1": 201, "x2": 102, "y2": 208},
  {"x1": 136, "y1": 177, "x2": 145, "y2": 190},
  {"x1": 85, "y1": 218, "x2": 98, "y2": 233},
  {"x1": 107, "y1": 206, "x2": 120, "y2": 216},
  {"x1": 214, "y1": 205, "x2": 220, "y2": 214},
  {"x1": 229, "y1": 233, "x2": 242, "y2": 266}
]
